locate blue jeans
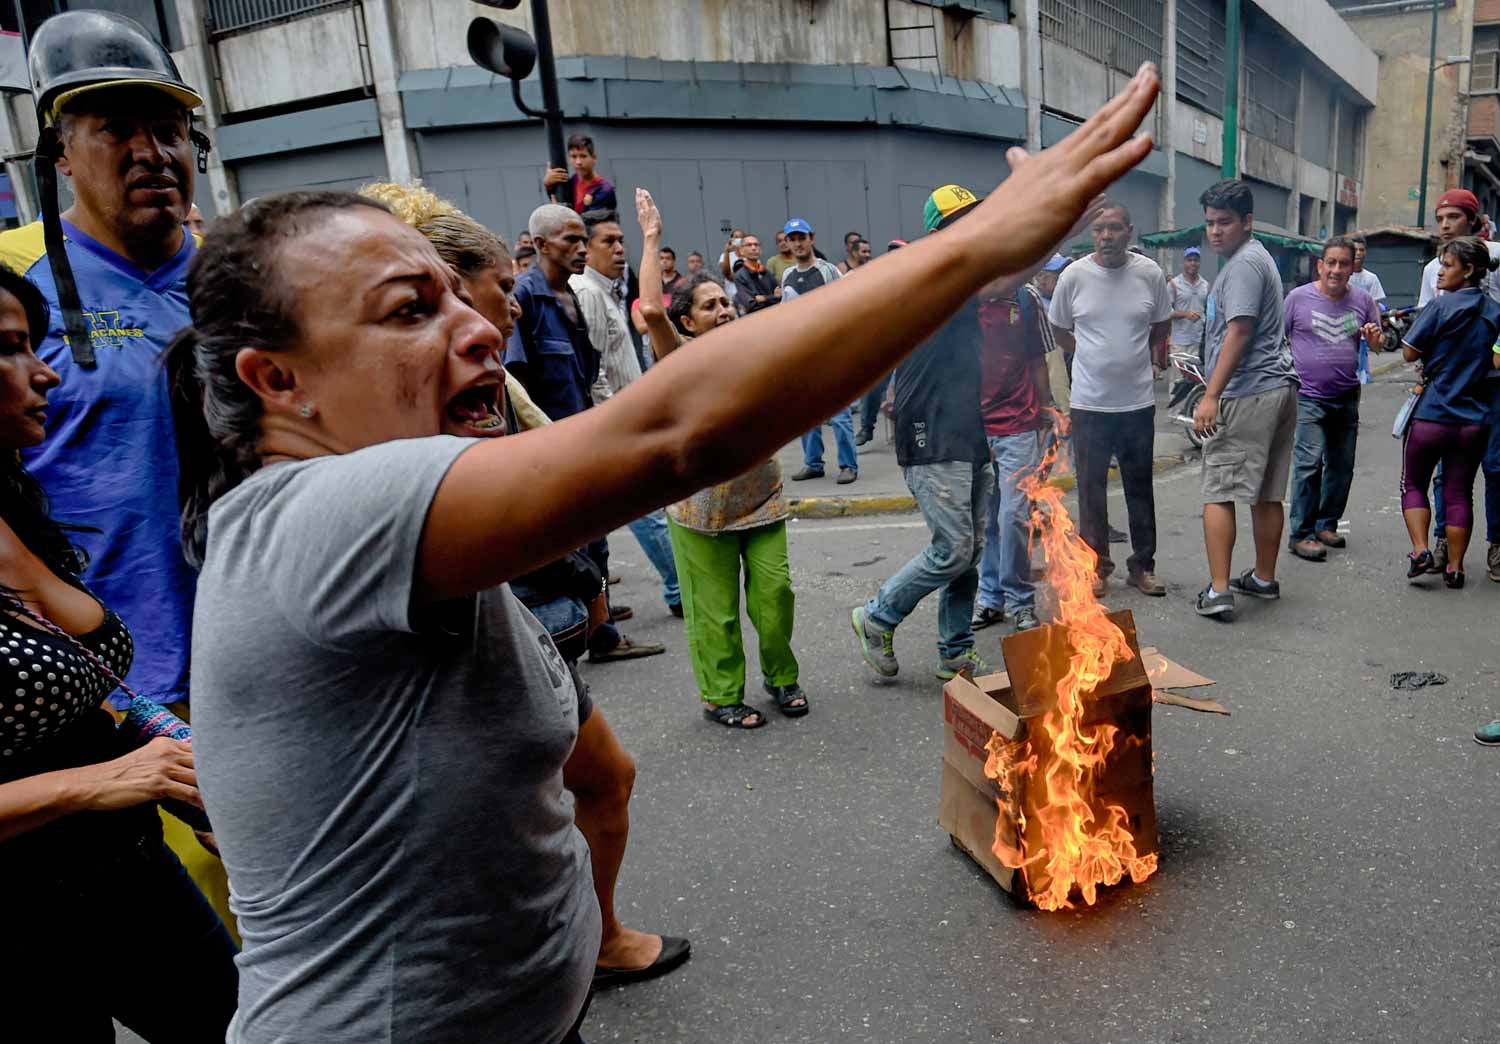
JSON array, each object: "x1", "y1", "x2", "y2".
[
  {"x1": 866, "y1": 459, "x2": 990, "y2": 659},
  {"x1": 802, "y1": 406, "x2": 858, "y2": 473},
  {"x1": 1433, "y1": 379, "x2": 1500, "y2": 542},
  {"x1": 627, "y1": 510, "x2": 681, "y2": 607},
  {"x1": 1289, "y1": 390, "x2": 1360, "y2": 541},
  {"x1": 977, "y1": 431, "x2": 1044, "y2": 613}
]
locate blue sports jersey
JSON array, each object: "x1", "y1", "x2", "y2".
[{"x1": 0, "y1": 219, "x2": 196, "y2": 705}]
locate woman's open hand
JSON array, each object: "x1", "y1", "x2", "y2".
[
  {"x1": 961, "y1": 64, "x2": 1159, "y2": 279},
  {"x1": 636, "y1": 188, "x2": 662, "y2": 243}
]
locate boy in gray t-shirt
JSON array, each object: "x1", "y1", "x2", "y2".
[{"x1": 1193, "y1": 180, "x2": 1300, "y2": 620}]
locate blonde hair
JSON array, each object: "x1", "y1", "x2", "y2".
[{"x1": 358, "y1": 181, "x2": 509, "y2": 276}]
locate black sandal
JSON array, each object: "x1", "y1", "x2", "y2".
[
  {"x1": 763, "y1": 683, "x2": 809, "y2": 718},
  {"x1": 703, "y1": 702, "x2": 767, "y2": 729},
  {"x1": 1408, "y1": 550, "x2": 1435, "y2": 579},
  {"x1": 1445, "y1": 569, "x2": 1466, "y2": 589}
]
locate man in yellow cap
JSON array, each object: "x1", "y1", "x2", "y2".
[{"x1": 852, "y1": 185, "x2": 999, "y2": 681}]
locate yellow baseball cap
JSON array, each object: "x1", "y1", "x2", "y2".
[{"x1": 923, "y1": 184, "x2": 981, "y2": 233}]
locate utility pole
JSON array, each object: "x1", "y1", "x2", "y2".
[
  {"x1": 469, "y1": 0, "x2": 568, "y2": 203},
  {"x1": 529, "y1": 0, "x2": 567, "y2": 200},
  {"x1": 1417, "y1": 0, "x2": 1440, "y2": 227},
  {"x1": 1221, "y1": 0, "x2": 1240, "y2": 179}
]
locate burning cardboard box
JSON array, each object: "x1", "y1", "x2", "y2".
[{"x1": 939, "y1": 609, "x2": 1222, "y2": 911}]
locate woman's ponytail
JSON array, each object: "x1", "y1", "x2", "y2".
[{"x1": 167, "y1": 190, "x2": 392, "y2": 567}]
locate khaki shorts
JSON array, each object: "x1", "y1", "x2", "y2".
[{"x1": 1201, "y1": 383, "x2": 1298, "y2": 503}]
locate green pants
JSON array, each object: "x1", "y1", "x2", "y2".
[{"x1": 668, "y1": 518, "x2": 799, "y2": 706}]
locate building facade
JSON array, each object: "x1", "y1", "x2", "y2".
[
  {"x1": 0, "y1": 1, "x2": 1376, "y2": 263},
  {"x1": 1338, "y1": 0, "x2": 1500, "y2": 231}
]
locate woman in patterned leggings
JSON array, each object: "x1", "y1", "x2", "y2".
[{"x1": 1399, "y1": 237, "x2": 1500, "y2": 587}]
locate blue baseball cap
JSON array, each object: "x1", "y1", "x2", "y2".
[
  {"x1": 1184, "y1": 246, "x2": 1202, "y2": 258},
  {"x1": 783, "y1": 217, "x2": 813, "y2": 236},
  {"x1": 1042, "y1": 254, "x2": 1069, "y2": 273}
]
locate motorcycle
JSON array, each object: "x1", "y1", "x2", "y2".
[
  {"x1": 1167, "y1": 349, "x2": 1207, "y2": 449},
  {"x1": 1380, "y1": 305, "x2": 1418, "y2": 353}
]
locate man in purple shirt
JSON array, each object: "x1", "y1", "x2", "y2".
[{"x1": 1283, "y1": 236, "x2": 1384, "y2": 560}]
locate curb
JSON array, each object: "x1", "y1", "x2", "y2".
[
  {"x1": 790, "y1": 361, "x2": 1415, "y2": 522},
  {"x1": 789, "y1": 455, "x2": 1190, "y2": 519},
  {"x1": 788, "y1": 493, "x2": 917, "y2": 519}
]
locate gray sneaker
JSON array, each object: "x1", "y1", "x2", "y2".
[
  {"x1": 1488, "y1": 543, "x2": 1500, "y2": 583},
  {"x1": 1228, "y1": 568, "x2": 1280, "y2": 600},
  {"x1": 1433, "y1": 536, "x2": 1449, "y2": 573},
  {"x1": 936, "y1": 647, "x2": 991, "y2": 681},
  {"x1": 1194, "y1": 585, "x2": 1235, "y2": 617},
  {"x1": 851, "y1": 607, "x2": 898, "y2": 677},
  {"x1": 1012, "y1": 606, "x2": 1041, "y2": 632}
]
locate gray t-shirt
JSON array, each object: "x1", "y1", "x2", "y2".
[
  {"x1": 1168, "y1": 272, "x2": 1209, "y2": 347},
  {"x1": 191, "y1": 435, "x2": 599, "y2": 1044},
  {"x1": 1204, "y1": 237, "x2": 1297, "y2": 399}
]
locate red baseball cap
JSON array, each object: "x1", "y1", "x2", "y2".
[{"x1": 1436, "y1": 188, "x2": 1480, "y2": 218}]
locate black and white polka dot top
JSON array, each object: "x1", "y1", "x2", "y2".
[{"x1": 0, "y1": 602, "x2": 133, "y2": 763}]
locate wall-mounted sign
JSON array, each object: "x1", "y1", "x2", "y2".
[
  {"x1": 1337, "y1": 175, "x2": 1360, "y2": 209},
  {"x1": 1193, "y1": 119, "x2": 1208, "y2": 145}
]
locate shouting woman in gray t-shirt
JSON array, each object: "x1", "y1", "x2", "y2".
[{"x1": 165, "y1": 65, "x2": 1161, "y2": 1044}]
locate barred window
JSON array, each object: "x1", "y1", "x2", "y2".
[
  {"x1": 1039, "y1": 0, "x2": 1164, "y2": 75},
  {"x1": 1177, "y1": 0, "x2": 1226, "y2": 116},
  {"x1": 205, "y1": 0, "x2": 349, "y2": 37}
]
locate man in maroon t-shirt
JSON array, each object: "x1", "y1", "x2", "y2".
[{"x1": 972, "y1": 278, "x2": 1056, "y2": 632}]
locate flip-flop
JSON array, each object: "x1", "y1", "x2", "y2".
[{"x1": 593, "y1": 935, "x2": 693, "y2": 988}]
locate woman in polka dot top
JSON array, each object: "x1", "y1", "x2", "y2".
[{"x1": 0, "y1": 265, "x2": 238, "y2": 1039}]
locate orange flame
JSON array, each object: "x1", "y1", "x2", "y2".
[{"x1": 982, "y1": 410, "x2": 1158, "y2": 911}]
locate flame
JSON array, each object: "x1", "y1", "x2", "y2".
[{"x1": 982, "y1": 410, "x2": 1158, "y2": 911}]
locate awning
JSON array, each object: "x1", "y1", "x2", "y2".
[{"x1": 1138, "y1": 225, "x2": 1326, "y2": 257}]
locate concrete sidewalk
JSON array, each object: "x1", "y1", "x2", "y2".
[{"x1": 783, "y1": 353, "x2": 1414, "y2": 519}]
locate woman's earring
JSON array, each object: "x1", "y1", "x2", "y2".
[{"x1": 299, "y1": 402, "x2": 316, "y2": 418}]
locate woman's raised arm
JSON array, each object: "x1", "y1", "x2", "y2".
[{"x1": 416, "y1": 64, "x2": 1160, "y2": 604}]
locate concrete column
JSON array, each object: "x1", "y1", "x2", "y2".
[
  {"x1": 1022, "y1": 0, "x2": 1043, "y2": 152},
  {"x1": 1288, "y1": 65, "x2": 1305, "y2": 233},
  {"x1": 0, "y1": 93, "x2": 37, "y2": 223},
  {"x1": 172, "y1": 0, "x2": 239, "y2": 216},
  {"x1": 1160, "y1": 0, "x2": 1178, "y2": 233},
  {"x1": 361, "y1": 0, "x2": 418, "y2": 185},
  {"x1": 1328, "y1": 98, "x2": 1341, "y2": 234}
]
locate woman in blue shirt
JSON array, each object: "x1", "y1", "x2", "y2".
[{"x1": 1399, "y1": 237, "x2": 1500, "y2": 586}]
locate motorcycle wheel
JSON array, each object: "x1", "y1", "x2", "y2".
[{"x1": 1182, "y1": 385, "x2": 1206, "y2": 449}]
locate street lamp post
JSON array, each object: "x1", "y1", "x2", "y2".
[
  {"x1": 1416, "y1": 0, "x2": 1473, "y2": 227},
  {"x1": 1417, "y1": 0, "x2": 1440, "y2": 227}
]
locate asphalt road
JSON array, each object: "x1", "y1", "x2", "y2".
[{"x1": 581, "y1": 370, "x2": 1500, "y2": 1044}]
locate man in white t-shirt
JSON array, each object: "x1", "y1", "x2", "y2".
[
  {"x1": 1417, "y1": 190, "x2": 1500, "y2": 306},
  {"x1": 1348, "y1": 237, "x2": 1387, "y2": 305},
  {"x1": 1048, "y1": 201, "x2": 1172, "y2": 597},
  {"x1": 1347, "y1": 235, "x2": 1387, "y2": 384}
]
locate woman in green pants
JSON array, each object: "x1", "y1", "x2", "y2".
[{"x1": 639, "y1": 217, "x2": 805, "y2": 729}]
